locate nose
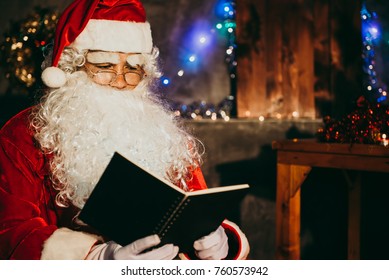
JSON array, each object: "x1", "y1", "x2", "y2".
[{"x1": 110, "y1": 73, "x2": 128, "y2": 89}]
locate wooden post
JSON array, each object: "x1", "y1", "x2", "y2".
[
  {"x1": 342, "y1": 170, "x2": 361, "y2": 260},
  {"x1": 276, "y1": 163, "x2": 312, "y2": 259}
]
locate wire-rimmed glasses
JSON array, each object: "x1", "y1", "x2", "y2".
[{"x1": 84, "y1": 63, "x2": 145, "y2": 87}]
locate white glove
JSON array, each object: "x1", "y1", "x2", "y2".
[
  {"x1": 193, "y1": 226, "x2": 228, "y2": 260},
  {"x1": 86, "y1": 234, "x2": 179, "y2": 260}
]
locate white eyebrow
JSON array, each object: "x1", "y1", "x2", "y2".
[
  {"x1": 126, "y1": 54, "x2": 145, "y2": 66},
  {"x1": 86, "y1": 52, "x2": 120, "y2": 64}
]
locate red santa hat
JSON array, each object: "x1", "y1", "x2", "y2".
[{"x1": 41, "y1": 0, "x2": 153, "y2": 88}]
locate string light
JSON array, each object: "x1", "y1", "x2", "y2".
[
  {"x1": 164, "y1": 0, "x2": 237, "y2": 120},
  {"x1": 188, "y1": 55, "x2": 196, "y2": 62},
  {"x1": 162, "y1": 77, "x2": 170, "y2": 85},
  {"x1": 361, "y1": 3, "x2": 387, "y2": 103},
  {"x1": 319, "y1": 1, "x2": 389, "y2": 147}
]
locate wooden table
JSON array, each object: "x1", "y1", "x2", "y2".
[{"x1": 272, "y1": 139, "x2": 389, "y2": 260}]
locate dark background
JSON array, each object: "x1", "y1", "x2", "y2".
[{"x1": 1, "y1": 0, "x2": 389, "y2": 260}]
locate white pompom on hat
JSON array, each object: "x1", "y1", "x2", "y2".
[
  {"x1": 42, "y1": 0, "x2": 153, "y2": 88},
  {"x1": 41, "y1": 66, "x2": 67, "y2": 88}
]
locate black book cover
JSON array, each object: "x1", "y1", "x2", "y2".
[{"x1": 79, "y1": 152, "x2": 249, "y2": 253}]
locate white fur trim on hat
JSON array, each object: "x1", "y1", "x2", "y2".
[
  {"x1": 41, "y1": 66, "x2": 67, "y2": 88},
  {"x1": 41, "y1": 228, "x2": 102, "y2": 260},
  {"x1": 71, "y1": 19, "x2": 153, "y2": 53}
]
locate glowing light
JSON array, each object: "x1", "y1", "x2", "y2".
[
  {"x1": 368, "y1": 26, "x2": 380, "y2": 39},
  {"x1": 367, "y1": 85, "x2": 372, "y2": 91},
  {"x1": 258, "y1": 116, "x2": 265, "y2": 122},
  {"x1": 377, "y1": 96, "x2": 387, "y2": 103},
  {"x1": 184, "y1": 23, "x2": 213, "y2": 51},
  {"x1": 382, "y1": 133, "x2": 388, "y2": 146},
  {"x1": 162, "y1": 78, "x2": 170, "y2": 85},
  {"x1": 11, "y1": 42, "x2": 23, "y2": 50},
  {"x1": 224, "y1": 22, "x2": 236, "y2": 29},
  {"x1": 292, "y1": 111, "x2": 299, "y2": 118},
  {"x1": 23, "y1": 36, "x2": 28, "y2": 41},
  {"x1": 215, "y1": 1, "x2": 234, "y2": 19},
  {"x1": 156, "y1": 0, "x2": 238, "y2": 119}
]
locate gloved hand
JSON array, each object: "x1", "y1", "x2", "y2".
[
  {"x1": 86, "y1": 234, "x2": 179, "y2": 260},
  {"x1": 194, "y1": 226, "x2": 228, "y2": 260}
]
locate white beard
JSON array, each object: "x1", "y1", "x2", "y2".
[{"x1": 33, "y1": 72, "x2": 200, "y2": 208}]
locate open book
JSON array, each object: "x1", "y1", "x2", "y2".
[{"x1": 79, "y1": 152, "x2": 250, "y2": 252}]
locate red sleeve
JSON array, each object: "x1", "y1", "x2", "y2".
[
  {"x1": 185, "y1": 166, "x2": 208, "y2": 191},
  {"x1": 0, "y1": 110, "x2": 57, "y2": 259}
]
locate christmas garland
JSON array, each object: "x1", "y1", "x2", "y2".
[
  {"x1": 317, "y1": 96, "x2": 389, "y2": 145},
  {"x1": 0, "y1": 7, "x2": 59, "y2": 95}
]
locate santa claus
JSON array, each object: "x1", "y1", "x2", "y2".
[{"x1": 0, "y1": 0, "x2": 249, "y2": 260}]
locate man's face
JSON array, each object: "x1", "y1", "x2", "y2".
[{"x1": 83, "y1": 51, "x2": 145, "y2": 90}]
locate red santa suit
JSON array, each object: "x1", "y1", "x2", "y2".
[{"x1": 0, "y1": 107, "x2": 249, "y2": 260}]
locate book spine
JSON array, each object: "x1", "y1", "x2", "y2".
[
  {"x1": 155, "y1": 197, "x2": 191, "y2": 238},
  {"x1": 153, "y1": 196, "x2": 184, "y2": 235}
]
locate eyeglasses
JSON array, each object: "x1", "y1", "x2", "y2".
[{"x1": 84, "y1": 63, "x2": 145, "y2": 87}]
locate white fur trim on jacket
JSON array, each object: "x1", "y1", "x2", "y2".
[
  {"x1": 221, "y1": 219, "x2": 250, "y2": 260},
  {"x1": 71, "y1": 19, "x2": 153, "y2": 53},
  {"x1": 41, "y1": 228, "x2": 102, "y2": 260}
]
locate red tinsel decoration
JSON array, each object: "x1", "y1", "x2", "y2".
[{"x1": 317, "y1": 96, "x2": 389, "y2": 145}]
